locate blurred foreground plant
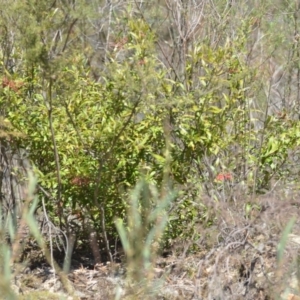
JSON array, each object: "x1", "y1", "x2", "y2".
[
  {"x1": 0, "y1": 172, "x2": 76, "y2": 300},
  {"x1": 115, "y1": 178, "x2": 175, "y2": 299},
  {"x1": 0, "y1": 172, "x2": 40, "y2": 300},
  {"x1": 115, "y1": 134, "x2": 174, "y2": 298}
]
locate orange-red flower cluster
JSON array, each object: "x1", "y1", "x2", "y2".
[
  {"x1": 70, "y1": 176, "x2": 91, "y2": 187},
  {"x1": 215, "y1": 172, "x2": 233, "y2": 181},
  {"x1": 2, "y1": 77, "x2": 23, "y2": 92}
]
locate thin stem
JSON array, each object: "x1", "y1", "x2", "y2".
[{"x1": 47, "y1": 77, "x2": 63, "y2": 226}]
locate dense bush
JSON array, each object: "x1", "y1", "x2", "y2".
[{"x1": 0, "y1": 0, "x2": 300, "y2": 252}]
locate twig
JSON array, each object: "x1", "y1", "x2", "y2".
[{"x1": 46, "y1": 77, "x2": 63, "y2": 228}]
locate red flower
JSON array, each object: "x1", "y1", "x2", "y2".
[
  {"x1": 215, "y1": 172, "x2": 233, "y2": 181},
  {"x1": 71, "y1": 176, "x2": 91, "y2": 187},
  {"x1": 2, "y1": 77, "x2": 23, "y2": 92}
]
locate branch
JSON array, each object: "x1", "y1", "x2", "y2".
[
  {"x1": 46, "y1": 78, "x2": 63, "y2": 226},
  {"x1": 93, "y1": 95, "x2": 142, "y2": 262}
]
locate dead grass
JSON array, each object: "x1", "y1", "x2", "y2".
[{"x1": 0, "y1": 174, "x2": 299, "y2": 300}]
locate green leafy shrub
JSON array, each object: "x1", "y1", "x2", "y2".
[{"x1": 1, "y1": 4, "x2": 300, "y2": 248}]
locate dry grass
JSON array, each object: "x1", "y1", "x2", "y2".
[{"x1": 0, "y1": 178, "x2": 299, "y2": 300}]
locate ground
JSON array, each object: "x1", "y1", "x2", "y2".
[{"x1": 8, "y1": 190, "x2": 300, "y2": 300}]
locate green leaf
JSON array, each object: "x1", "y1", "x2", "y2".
[
  {"x1": 209, "y1": 106, "x2": 223, "y2": 114},
  {"x1": 152, "y1": 154, "x2": 165, "y2": 164},
  {"x1": 264, "y1": 139, "x2": 279, "y2": 157}
]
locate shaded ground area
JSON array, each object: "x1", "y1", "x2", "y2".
[{"x1": 9, "y1": 190, "x2": 300, "y2": 300}]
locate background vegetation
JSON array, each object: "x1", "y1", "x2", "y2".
[{"x1": 1, "y1": 0, "x2": 300, "y2": 298}]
